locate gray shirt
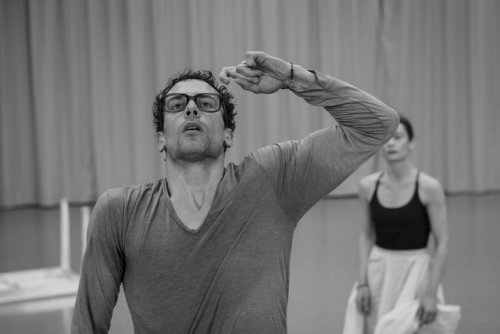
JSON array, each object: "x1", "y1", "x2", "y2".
[{"x1": 71, "y1": 71, "x2": 398, "y2": 333}]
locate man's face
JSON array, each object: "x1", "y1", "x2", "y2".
[{"x1": 159, "y1": 79, "x2": 232, "y2": 162}]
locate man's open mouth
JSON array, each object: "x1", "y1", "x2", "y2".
[{"x1": 183, "y1": 122, "x2": 202, "y2": 132}]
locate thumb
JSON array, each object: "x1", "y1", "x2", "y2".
[{"x1": 244, "y1": 51, "x2": 266, "y2": 68}]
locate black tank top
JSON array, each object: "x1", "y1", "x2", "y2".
[{"x1": 370, "y1": 172, "x2": 431, "y2": 250}]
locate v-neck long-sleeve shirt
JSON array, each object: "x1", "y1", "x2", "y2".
[{"x1": 71, "y1": 71, "x2": 398, "y2": 334}]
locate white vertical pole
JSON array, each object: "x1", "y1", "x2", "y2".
[
  {"x1": 60, "y1": 198, "x2": 71, "y2": 271},
  {"x1": 80, "y1": 206, "x2": 91, "y2": 259}
]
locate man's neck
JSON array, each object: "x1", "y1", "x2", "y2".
[
  {"x1": 164, "y1": 157, "x2": 225, "y2": 201},
  {"x1": 164, "y1": 157, "x2": 225, "y2": 229}
]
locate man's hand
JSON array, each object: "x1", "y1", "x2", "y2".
[
  {"x1": 355, "y1": 285, "x2": 371, "y2": 315},
  {"x1": 417, "y1": 294, "x2": 438, "y2": 325},
  {"x1": 219, "y1": 51, "x2": 291, "y2": 94}
]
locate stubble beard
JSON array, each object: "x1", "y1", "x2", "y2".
[{"x1": 173, "y1": 137, "x2": 222, "y2": 162}]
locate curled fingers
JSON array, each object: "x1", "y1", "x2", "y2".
[
  {"x1": 417, "y1": 306, "x2": 438, "y2": 325},
  {"x1": 219, "y1": 66, "x2": 235, "y2": 84},
  {"x1": 235, "y1": 62, "x2": 263, "y2": 79},
  {"x1": 219, "y1": 63, "x2": 262, "y2": 85}
]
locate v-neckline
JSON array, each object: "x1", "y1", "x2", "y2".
[{"x1": 161, "y1": 176, "x2": 225, "y2": 234}]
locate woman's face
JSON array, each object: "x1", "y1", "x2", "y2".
[{"x1": 382, "y1": 123, "x2": 413, "y2": 162}]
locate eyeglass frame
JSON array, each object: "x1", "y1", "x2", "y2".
[
  {"x1": 163, "y1": 93, "x2": 225, "y2": 113},
  {"x1": 162, "y1": 93, "x2": 228, "y2": 131}
]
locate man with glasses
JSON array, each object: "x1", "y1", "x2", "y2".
[{"x1": 72, "y1": 51, "x2": 398, "y2": 333}]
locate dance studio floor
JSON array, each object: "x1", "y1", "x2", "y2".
[{"x1": 1, "y1": 193, "x2": 499, "y2": 333}]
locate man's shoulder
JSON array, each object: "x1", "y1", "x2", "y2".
[
  {"x1": 98, "y1": 179, "x2": 164, "y2": 206},
  {"x1": 248, "y1": 141, "x2": 299, "y2": 169},
  {"x1": 224, "y1": 157, "x2": 269, "y2": 185}
]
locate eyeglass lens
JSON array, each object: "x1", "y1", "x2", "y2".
[{"x1": 165, "y1": 94, "x2": 221, "y2": 113}]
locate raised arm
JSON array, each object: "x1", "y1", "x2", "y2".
[
  {"x1": 220, "y1": 51, "x2": 317, "y2": 93},
  {"x1": 71, "y1": 190, "x2": 126, "y2": 333},
  {"x1": 220, "y1": 51, "x2": 399, "y2": 220}
]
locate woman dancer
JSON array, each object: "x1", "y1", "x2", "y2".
[{"x1": 343, "y1": 114, "x2": 449, "y2": 334}]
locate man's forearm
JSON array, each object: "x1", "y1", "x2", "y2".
[{"x1": 291, "y1": 70, "x2": 399, "y2": 147}]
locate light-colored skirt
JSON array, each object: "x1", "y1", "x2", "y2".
[{"x1": 342, "y1": 246, "x2": 451, "y2": 334}]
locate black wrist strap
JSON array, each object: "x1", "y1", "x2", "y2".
[{"x1": 281, "y1": 61, "x2": 294, "y2": 90}]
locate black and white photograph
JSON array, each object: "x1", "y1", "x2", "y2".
[{"x1": 1, "y1": 1, "x2": 499, "y2": 333}]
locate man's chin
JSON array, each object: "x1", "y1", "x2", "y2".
[
  {"x1": 178, "y1": 152, "x2": 209, "y2": 161},
  {"x1": 176, "y1": 146, "x2": 222, "y2": 162}
]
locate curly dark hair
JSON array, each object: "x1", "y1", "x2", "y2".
[{"x1": 152, "y1": 69, "x2": 237, "y2": 134}]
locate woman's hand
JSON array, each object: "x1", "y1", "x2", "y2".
[
  {"x1": 417, "y1": 294, "x2": 438, "y2": 325},
  {"x1": 355, "y1": 285, "x2": 371, "y2": 315}
]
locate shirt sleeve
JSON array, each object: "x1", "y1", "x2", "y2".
[
  {"x1": 251, "y1": 70, "x2": 399, "y2": 222},
  {"x1": 71, "y1": 189, "x2": 126, "y2": 333}
]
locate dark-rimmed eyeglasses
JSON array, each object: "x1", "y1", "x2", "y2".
[{"x1": 164, "y1": 93, "x2": 223, "y2": 113}]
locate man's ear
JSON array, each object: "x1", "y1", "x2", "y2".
[
  {"x1": 158, "y1": 132, "x2": 166, "y2": 152},
  {"x1": 224, "y1": 128, "x2": 233, "y2": 148}
]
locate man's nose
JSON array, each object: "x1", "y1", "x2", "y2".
[{"x1": 184, "y1": 100, "x2": 200, "y2": 118}]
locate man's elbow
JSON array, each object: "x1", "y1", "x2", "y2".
[{"x1": 380, "y1": 107, "x2": 399, "y2": 142}]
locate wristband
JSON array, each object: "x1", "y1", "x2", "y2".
[{"x1": 356, "y1": 283, "x2": 369, "y2": 289}]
